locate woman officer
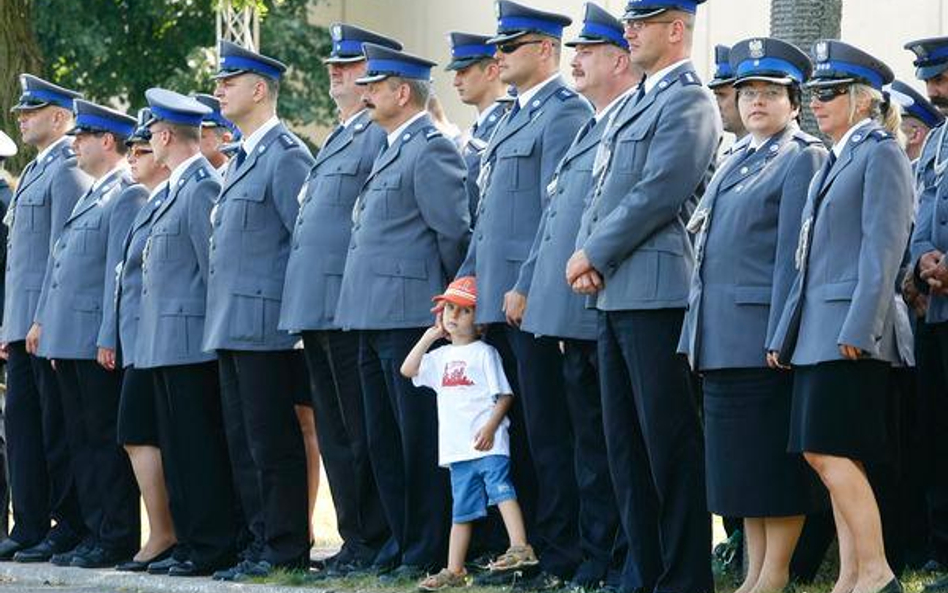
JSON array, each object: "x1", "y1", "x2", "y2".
[
  {"x1": 679, "y1": 37, "x2": 827, "y2": 593},
  {"x1": 769, "y1": 40, "x2": 914, "y2": 593}
]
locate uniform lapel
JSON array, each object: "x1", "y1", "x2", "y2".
[
  {"x1": 68, "y1": 169, "x2": 124, "y2": 223},
  {"x1": 364, "y1": 114, "x2": 431, "y2": 185},
  {"x1": 221, "y1": 123, "x2": 285, "y2": 196},
  {"x1": 314, "y1": 111, "x2": 369, "y2": 167},
  {"x1": 484, "y1": 78, "x2": 566, "y2": 162}
]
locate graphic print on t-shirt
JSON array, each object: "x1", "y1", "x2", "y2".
[{"x1": 442, "y1": 360, "x2": 475, "y2": 387}]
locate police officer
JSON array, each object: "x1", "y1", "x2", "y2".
[
  {"x1": 279, "y1": 23, "x2": 398, "y2": 576},
  {"x1": 133, "y1": 88, "x2": 237, "y2": 577},
  {"x1": 333, "y1": 43, "x2": 469, "y2": 579},
  {"x1": 509, "y1": 2, "x2": 635, "y2": 588},
  {"x1": 456, "y1": 1, "x2": 591, "y2": 585},
  {"x1": 28, "y1": 99, "x2": 142, "y2": 568},
  {"x1": 445, "y1": 32, "x2": 507, "y2": 224},
  {"x1": 0, "y1": 75, "x2": 88, "y2": 563},
  {"x1": 191, "y1": 93, "x2": 238, "y2": 173},
  {"x1": 708, "y1": 44, "x2": 748, "y2": 143},
  {"x1": 109, "y1": 110, "x2": 178, "y2": 573},
  {"x1": 567, "y1": 1, "x2": 720, "y2": 592},
  {"x1": 205, "y1": 41, "x2": 315, "y2": 581},
  {"x1": 890, "y1": 81, "x2": 944, "y2": 163}
]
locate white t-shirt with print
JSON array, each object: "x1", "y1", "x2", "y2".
[{"x1": 413, "y1": 340, "x2": 513, "y2": 467}]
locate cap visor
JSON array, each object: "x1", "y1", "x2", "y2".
[
  {"x1": 734, "y1": 75, "x2": 795, "y2": 86},
  {"x1": 707, "y1": 77, "x2": 735, "y2": 89},
  {"x1": 432, "y1": 294, "x2": 476, "y2": 308},
  {"x1": 322, "y1": 55, "x2": 366, "y2": 65},
  {"x1": 10, "y1": 102, "x2": 50, "y2": 113},
  {"x1": 355, "y1": 73, "x2": 390, "y2": 85},
  {"x1": 211, "y1": 69, "x2": 249, "y2": 80},
  {"x1": 564, "y1": 37, "x2": 609, "y2": 48},
  {"x1": 445, "y1": 57, "x2": 487, "y2": 72},
  {"x1": 621, "y1": 8, "x2": 668, "y2": 21},
  {"x1": 805, "y1": 77, "x2": 856, "y2": 89},
  {"x1": 486, "y1": 30, "x2": 528, "y2": 44}
]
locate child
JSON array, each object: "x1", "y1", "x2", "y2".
[{"x1": 401, "y1": 276, "x2": 537, "y2": 590}]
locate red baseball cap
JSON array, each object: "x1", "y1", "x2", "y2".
[{"x1": 433, "y1": 276, "x2": 477, "y2": 308}]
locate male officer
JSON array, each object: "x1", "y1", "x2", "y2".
[
  {"x1": 708, "y1": 45, "x2": 746, "y2": 142},
  {"x1": 206, "y1": 41, "x2": 315, "y2": 581},
  {"x1": 279, "y1": 23, "x2": 398, "y2": 576},
  {"x1": 455, "y1": 0, "x2": 592, "y2": 586},
  {"x1": 192, "y1": 93, "x2": 237, "y2": 172},
  {"x1": 334, "y1": 43, "x2": 469, "y2": 579},
  {"x1": 28, "y1": 99, "x2": 142, "y2": 568},
  {"x1": 890, "y1": 81, "x2": 944, "y2": 163},
  {"x1": 0, "y1": 75, "x2": 88, "y2": 563},
  {"x1": 445, "y1": 32, "x2": 507, "y2": 224},
  {"x1": 905, "y1": 37, "x2": 948, "y2": 586},
  {"x1": 510, "y1": 3, "x2": 637, "y2": 588},
  {"x1": 136, "y1": 88, "x2": 237, "y2": 577},
  {"x1": 567, "y1": 1, "x2": 720, "y2": 593}
]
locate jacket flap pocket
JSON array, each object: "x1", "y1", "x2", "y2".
[
  {"x1": 638, "y1": 232, "x2": 685, "y2": 255},
  {"x1": 151, "y1": 219, "x2": 180, "y2": 235},
  {"x1": 619, "y1": 124, "x2": 650, "y2": 142},
  {"x1": 505, "y1": 239, "x2": 534, "y2": 262},
  {"x1": 74, "y1": 213, "x2": 102, "y2": 229},
  {"x1": 734, "y1": 285, "x2": 772, "y2": 305},
  {"x1": 160, "y1": 298, "x2": 206, "y2": 316},
  {"x1": 498, "y1": 139, "x2": 536, "y2": 159},
  {"x1": 71, "y1": 295, "x2": 101, "y2": 312},
  {"x1": 822, "y1": 280, "x2": 857, "y2": 302},
  {"x1": 232, "y1": 278, "x2": 284, "y2": 300},
  {"x1": 327, "y1": 159, "x2": 360, "y2": 176},
  {"x1": 371, "y1": 258, "x2": 428, "y2": 280},
  {"x1": 376, "y1": 174, "x2": 401, "y2": 190},
  {"x1": 20, "y1": 189, "x2": 46, "y2": 206},
  {"x1": 232, "y1": 183, "x2": 266, "y2": 202}
]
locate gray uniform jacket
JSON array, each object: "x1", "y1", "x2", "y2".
[
  {"x1": 334, "y1": 114, "x2": 470, "y2": 330},
  {"x1": 35, "y1": 169, "x2": 140, "y2": 360},
  {"x1": 2, "y1": 140, "x2": 91, "y2": 342},
  {"x1": 279, "y1": 110, "x2": 386, "y2": 332},
  {"x1": 517, "y1": 114, "x2": 606, "y2": 341},
  {"x1": 677, "y1": 126, "x2": 826, "y2": 371},
  {"x1": 457, "y1": 76, "x2": 592, "y2": 324},
  {"x1": 203, "y1": 122, "x2": 314, "y2": 352},
  {"x1": 911, "y1": 123, "x2": 948, "y2": 323},
  {"x1": 575, "y1": 62, "x2": 721, "y2": 311},
  {"x1": 462, "y1": 102, "x2": 505, "y2": 225},
  {"x1": 113, "y1": 185, "x2": 166, "y2": 368},
  {"x1": 137, "y1": 158, "x2": 219, "y2": 368},
  {"x1": 770, "y1": 123, "x2": 914, "y2": 366}
]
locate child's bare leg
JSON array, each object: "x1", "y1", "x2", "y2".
[
  {"x1": 448, "y1": 523, "x2": 473, "y2": 575},
  {"x1": 497, "y1": 499, "x2": 528, "y2": 547}
]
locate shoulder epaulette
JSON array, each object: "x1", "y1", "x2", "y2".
[
  {"x1": 679, "y1": 71, "x2": 701, "y2": 86},
  {"x1": 871, "y1": 129, "x2": 893, "y2": 141},
  {"x1": 556, "y1": 87, "x2": 577, "y2": 101},
  {"x1": 278, "y1": 133, "x2": 299, "y2": 148},
  {"x1": 425, "y1": 127, "x2": 443, "y2": 141},
  {"x1": 196, "y1": 167, "x2": 209, "y2": 181},
  {"x1": 792, "y1": 130, "x2": 823, "y2": 147}
]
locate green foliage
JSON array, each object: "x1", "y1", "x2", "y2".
[{"x1": 31, "y1": 0, "x2": 334, "y2": 130}]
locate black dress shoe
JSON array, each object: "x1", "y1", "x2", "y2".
[
  {"x1": 511, "y1": 570, "x2": 567, "y2": 592},
  {"x1": 13, "y1": 539, "x2": 59, "y2": 563},
  {"x1": 213, "y1": 559, "x2": 274, "y2": 582},
  {"x1": 116, "y1": 546, "x2": 175, "y2": 572},
  {"x1": 0, "y1": 539, "x2": 25, "y2": 561},
  {"x1": 147, "y1": 555, "x2": 184, "y2": 575},
  {"x1": 50, "y1": 540, "x2": 95, "y2": 567},
  {"x1": 168, "y1": 560, "x2": 215, "y2": 577},
  {"x1": 71, "y1": 546, "x2": 132, "y2": 569}
]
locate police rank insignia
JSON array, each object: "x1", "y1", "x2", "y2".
[
  {"x1": 815, "y1": 41, "x2": 829, "y2": 63},
  {"x1": 749, "y1": 39, "x2": 764, "y2": 59}
]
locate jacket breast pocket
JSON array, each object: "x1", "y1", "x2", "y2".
[
  {"x1": 230, "y1": 183, "x2": 267, "y2": 230},
  {"x1": 149, "y1": 219, "x2": 181, "y2": 262},
  {"x1": 229, "y1": 280, "x2": 282, "y2": 343},
  {"x1": 733, "y1": 285, "x2": 772, "y2": 306},
  {"x1": 372, "y1": 174, "x2": 402, "y2": 219},
  {"x1": 18, "y1": 190, "x2": 46, "y2": 232},
  {"x1": 73, "y1": 212, "x2": 102, "y2": 254},
  {"x1": 613, "y1": 126, "x2": 650, "y2": 174},
  {"x1": 497, "y1": 140, "x2": 537, "y2": 191},
  {"x1": 370, "y1": 258, "x2": 429, "y2": 322},
  {"x1": 160, "y1": 298, "x2": 205, "y2": 356},
  {"x1": 821, "y1": 280, "x2": 857, "y2": 302},
  {"x1": 319, "y1": 159, "x2": 361, "y2": 206}
]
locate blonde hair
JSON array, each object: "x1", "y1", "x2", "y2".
[{"x1": 848, "y1": 83, "x2": 905, "y2": 147}]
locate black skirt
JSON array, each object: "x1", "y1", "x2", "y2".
[
  {"x1": 704, "y1": 367, "x2": 825, "y2": 517},
  {"x1": 289, "y1": 349, "x2": 313, "y2": 407},
  {"x1": 788, "y1": 359, "x2": 890, "y2": 462},
  {"x1": 116, "y1": 366, "x2": 158, "y2": 446}
]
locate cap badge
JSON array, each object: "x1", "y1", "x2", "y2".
[
  {"x1": 815, "y1": 41, "x2": 829, "y2": 63},
  {"x1": 331, "y1": 25, "x2": 342, "y2": 41},
  {"x1": 749, "y1": 39, "x2": 764, "y2": 59}
]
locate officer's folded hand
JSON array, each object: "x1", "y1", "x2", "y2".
[
  {"x1": 503, "y1": 290, "x2": 527, "y2": 328},
  {"x1": 0, "y1": 343, "x2": 8, "y2": 361},
  {"x1": 25, "y1": 323, "x2": 41, "y2": 356},
  {"x1": 565, "y1": 249, "x2": 594, "y2": 285},
  {"x1": 571, "y1": 270, "x2": 603, "y2": 295},
  {"x1": 766, "y1": 351, "x2": 790, "y2": 370},
  {"x1": 838, "y1": 344, "x2": 862, "y2": 360},
  {"x1": 97, "y1": 347, "x2": 116, "y2": 371}
]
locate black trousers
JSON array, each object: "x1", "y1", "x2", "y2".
[
  {"x1": 598, "y1": 310, "x2": 712, "y2": 593},
  {"x1": 4, "y1": 343, "x2": 82, "y2": 547},
  {"x1": 154, "y1": 361, "x2": 236, "y2": 568},
  {"x1": 217, "y1": 350, "x2": 309, "y2": 568},
  {"x1": 486, "y1": 325, "x2": 580, "y2": 578},
  {"x1": 301, "y1": 330, "x2": 388, "y2": 561},
  {"x1": 563, "y1": 338, "x2": 622, "y2": 580},
  {"x1": 55, "y1": 359, "x2": 139, "y2": 552},
  {"x1": 359, "y1": 328, "x2": 450, "y2": 569}
]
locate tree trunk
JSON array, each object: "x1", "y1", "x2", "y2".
[
  {"x1": 770, "y1": 0, "x2": 843, "y2": 137},
  {"x1": 0, "y1": 0, "x2": 43, "y2": 175}
]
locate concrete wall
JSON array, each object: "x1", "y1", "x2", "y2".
[{"x1": 305, "y1": 0, "x2": 948, "y2": 135}]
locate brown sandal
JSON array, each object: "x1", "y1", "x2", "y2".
[
  {"x1": 418, "y1": 568, "x2": 468, "y2": 591},
  {"x1": 488, "y1": 544, "x2": 539, "y2": 573}
]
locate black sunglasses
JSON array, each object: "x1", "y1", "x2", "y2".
[
  {"x1": 496, "y1": 39, "x2": 545, "y2": 54},
  {"x1": 812, "y1": 85, "x2": 850, "y2": 103}
]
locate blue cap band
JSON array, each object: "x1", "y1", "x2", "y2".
[
  {"x1": 23, "y1": 89, "x2": 74, "y2": 109},
  {"x1": 366, "y1": 59, "x2": 431, "y2": 80},
  {"x1": 220, "y1": 55, "x2": 283, "y2": 79},
  {"x1": 817, "y1": 59, "x2": 884, "y2": 89},
  {"x1": 917, "y1": 44, "x2": 948, "y2": 65},
  {"x1": 714, "y1": 62, "x2": 734, "y2": 78},
  {"x1": 581, "y1": 22, "x2": 628, "y2": 48},
  {"x1": 76, "y1": 114, "x2": 135, "y2": 137},
  {"x1": 453, "y1": 44, "x2": 496, "y2": 59},
  {"x1": 907, "y1": 104, "x2": 943, "y2": 128},
  {"x1": 333, "y1": 39, "x2": 365, "y2": 56},
  {"x1": 736, "y1": 57, "x2": 804, "y2": 83},
  {"x1": 498, "y1": 16, "x2": 564, "y2": 38},
  {"x1": 150, "y1": 104, "x2": 204, "y2": 127}
]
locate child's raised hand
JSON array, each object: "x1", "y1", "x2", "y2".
[
  {"x1": 423, "y1": 312, "x2": 447, "y2": 342},
  {"x1": 473, "y1": 426, "x2": 495, "y2": 451}
]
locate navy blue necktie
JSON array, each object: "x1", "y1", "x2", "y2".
[
  {"x1": 507, "y1": 100, "x2": 522, "y2": 122},
  {"x1": 235, "y1": 146, "x2": 247, "y2": 169},
  {"x1": 323, "y1": 124, "x2": 345, "y2": 149}
]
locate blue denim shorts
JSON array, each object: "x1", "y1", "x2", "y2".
[{"x1": 449, "y1": 455, "x2": 517, "y2": 523}]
